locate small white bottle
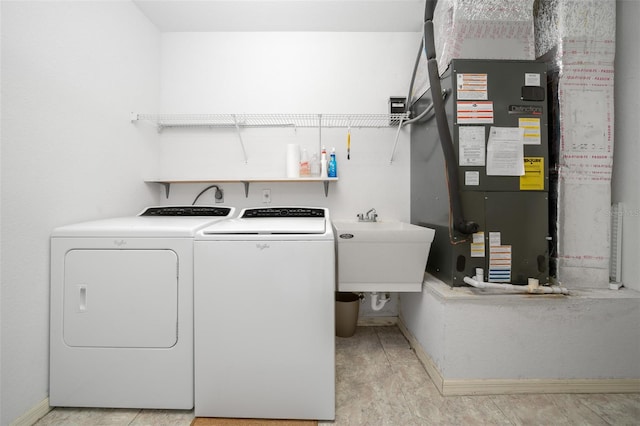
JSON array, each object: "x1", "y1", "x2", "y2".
[
  {"x1": 320, "y1": 146, "x2": 328, "y2": 178},
  {"x1": 310, "y1": 153, "x2": 321, "y2": 177}
]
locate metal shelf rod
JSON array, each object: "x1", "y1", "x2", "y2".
[{"x1": 133, "y1": 113, "x2": 410, "y2": 129}]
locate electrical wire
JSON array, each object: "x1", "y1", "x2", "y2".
[
  {"x1": 192, "y1": 185, "x2": 222, "y2": 205},
  {"x1": 401, "y1": 89, "x2": 450, "y2": 127}
]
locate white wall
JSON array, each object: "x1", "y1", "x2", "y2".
[
  {"x1": 0, "y1": 1, "x2": 635, "y2": 422},
  {"x1": 0, "y1": 2, "x2": 160, "y2": 424},
  {"x1": 0, "y1": 3, "x2": 4, "y2": 422},
  {"x1": 157, "y1": 32, "x2": 419, "y2": 222},
  {"x1": 613, "y1": 0, "x2": 640, "y2": 292}
]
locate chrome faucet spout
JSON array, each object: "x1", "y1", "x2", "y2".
[
  {"x1": 357, "y1": 208, "x2": 378, "y2": 222},
  {"x1": 365, "y1": 208, "x2": 378, "y2": 222}
]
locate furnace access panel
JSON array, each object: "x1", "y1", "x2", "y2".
[{"x1": 452, "y1": 60, "x2": 548, "y2": 193}]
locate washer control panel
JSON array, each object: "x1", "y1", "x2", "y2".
[{"x1": 241, "y1": 207, "x2": 325, "y2": 218}]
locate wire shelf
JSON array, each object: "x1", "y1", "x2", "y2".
[{"x1": 134, "y1": 113, "x2": 409, "y2": 129}]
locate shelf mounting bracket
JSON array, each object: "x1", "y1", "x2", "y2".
[
  {"x1": 389, "y1": 116, "x2": 405, "y2": 164},
  {"x1": 232, "y1": 114, "x2": 249, "y2": 164},
  {"x1": 160, "y1": 182, "x2": 171, "y2": 198}
]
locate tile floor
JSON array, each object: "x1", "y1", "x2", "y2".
[{"x1": 35, "y1": 326, "x2": 639, "y2": 425}]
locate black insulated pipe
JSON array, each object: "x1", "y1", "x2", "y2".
[
  {"x1": 423, "y1": 21, "x2": 436, "y2": 60},
  {"x1": 424, "y1": 0, "x2": 437, "y2": 22},
  {"x1": 422, "y1": 1, "x2": 479, "y2": 236},
  {"x1": 404, "y1": 0, "x2": 436, "y2": 113}
]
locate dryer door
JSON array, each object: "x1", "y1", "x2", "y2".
[{"x1": 63, "y1": 249, "x2": 178, "y2": 348}]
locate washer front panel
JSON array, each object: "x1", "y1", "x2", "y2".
[{"x1": 194, "y1": 239, "x2": 335, "y2": 419}]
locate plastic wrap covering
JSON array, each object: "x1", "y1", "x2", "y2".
[
  {"x1": 434, "y1": 0, "x2": 535, "y2": 70},
  {"x1": 536, "y1": 0, "x2": 616, "y2": 289},
  {"x1": 535, "y1": 0, "x2": 616, "y2": 62},
  {"x1": 412, "y1": 0, "x2": 535, "y2": 103}
]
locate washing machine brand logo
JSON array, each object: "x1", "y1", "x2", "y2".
[
  {"x1": 113, "y1": 239, "x2": 127, "y2": 247},
  {"x1": 339, "y1": 234, "x2": 354, "y2": 239},
  {"x1": 256, "y1": 243, "x2": 270, "y2": 250}
]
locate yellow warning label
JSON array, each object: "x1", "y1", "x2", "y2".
[
  {"x1": 520, "y1": 157, "x2": 544, "y2": 190},
  {"x1": 519, "y1": 117, "x2": 541, "y2": 145},
  {"x1": 470, "y1": 231, "x2": 485, "y2": 258}
]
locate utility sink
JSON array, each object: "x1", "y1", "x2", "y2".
[{"x1": 332, "y1": 220, "x2": 436, "y2": 292}]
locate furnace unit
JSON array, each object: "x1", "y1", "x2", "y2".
[{"x1": 411, "y1": 59, "x2": 549, "y2": 287}]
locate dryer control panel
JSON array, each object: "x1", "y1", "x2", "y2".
[{"x1": 140, "y1": 206, "x2": 232, "y2": 216}]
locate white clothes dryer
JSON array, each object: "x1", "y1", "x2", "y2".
[
  {"x1": 194, "y1": 207, "x2": 335, "y2": 420},
  {"x1": 49, "y1": 205, "x2": 235, "y2": 409}
]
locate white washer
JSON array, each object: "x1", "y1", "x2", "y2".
[
  {"x1": 49, "y1": 205, "x2": 235, "y2": 409},
  {"x1": 194, "y1": 207, "x2": 335, "y2": 420}
]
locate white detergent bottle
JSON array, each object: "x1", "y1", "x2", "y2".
[{"x1": 320, "y1": 146, "x2": 328, "y2": 178}]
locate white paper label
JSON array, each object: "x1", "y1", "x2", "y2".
[
  {"x1": 465, "y1": 171, "x2": 480, "y2": 186},
  {"x1": 486, "y1": 127, "x2": 525, "y2": 176},
  {"x1": 489, "y1": 232, "x2": 501, "y2": 247},
  {"x1": 457, "y1": 101, "x2": 494, "y2": 124},
  {"x1": 457, "y1": 73, "x2": 488, "y2": 100},
  {"x1": 459, "y1": 126, "x2": 486, "y2": 166},
  {"x1": 525, "y1": 73, "x2": 541, "y2": 86}
]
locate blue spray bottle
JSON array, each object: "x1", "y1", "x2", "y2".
[{"x1": 328, "y1": 147, "x2": 337, "y2": 178}]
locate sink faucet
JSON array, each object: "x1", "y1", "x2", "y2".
[{"x1": 358, "y1": 208, "x2": 378, "y2": 222}]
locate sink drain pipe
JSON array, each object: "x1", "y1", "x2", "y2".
[{"x1": 370, "y1": 292, "x2": 391, "y2": 311}]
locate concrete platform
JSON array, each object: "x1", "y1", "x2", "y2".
[{"x1": 399, "y1": 275, "x2": 640, "y2": 395}]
